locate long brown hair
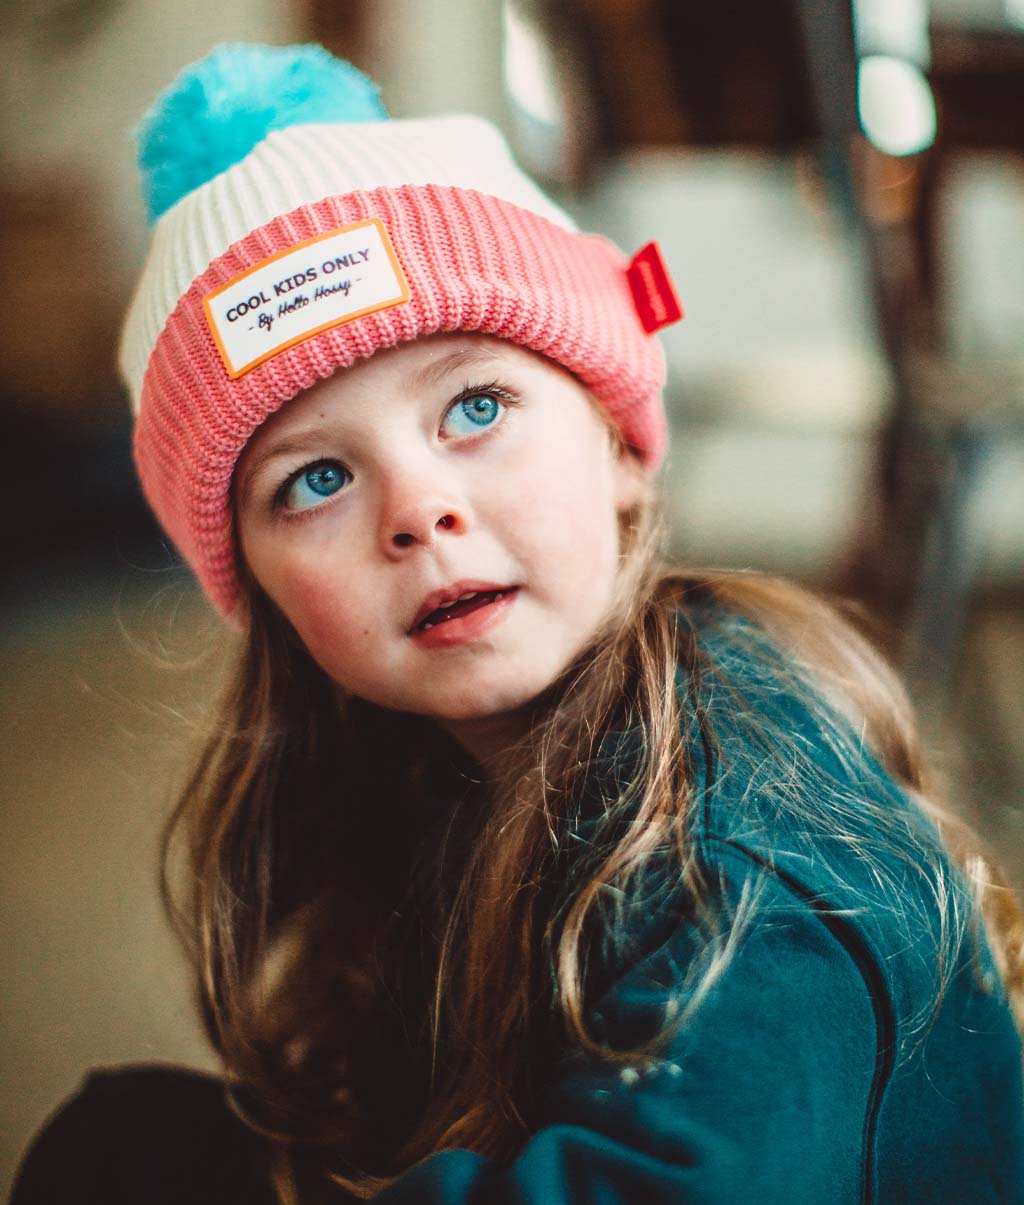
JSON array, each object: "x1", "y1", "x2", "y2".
[{"x1": 161, "y1": 500, "x2": 1024, "y2": 1203}]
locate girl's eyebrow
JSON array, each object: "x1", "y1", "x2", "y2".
[
  {"x1": 237, "y1": 433, "x2": 326, "y2": 499},
  {"x1": 406, "y1": 346, "x2": 507, "y2": 393}
]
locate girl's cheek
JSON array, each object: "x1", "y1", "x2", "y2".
[
  {"x1": 262, "y1": 552, "x2": 355, "y2": 649},
  {"x1": 515, "y1": 439, "x2": 615, "y2": 541},
  {"x1": 292, "y1": 572, "x2": 350, "y2": 632}
]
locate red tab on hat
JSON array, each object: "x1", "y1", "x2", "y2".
[{"x1": 626, "y1": 241, "x2": 683, "y2": 334}]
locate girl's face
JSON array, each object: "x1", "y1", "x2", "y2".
[{"x1": 236, "y1": 333, "x2": 644, "y2": 758}]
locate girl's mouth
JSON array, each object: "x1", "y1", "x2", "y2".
[
  {"x1": 409, "y1": 587, "x2": 519, "y2": 647},
  {"x1": 414, "y1": 588, "x2": 511, "y2": 631}
]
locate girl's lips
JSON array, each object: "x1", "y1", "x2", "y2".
[
  {"x1": 409, "y1": 587, "x2": 519, "y2": 648},
  {"x1": 409, "y1": 581, "x2": 517, "y2": 632}
]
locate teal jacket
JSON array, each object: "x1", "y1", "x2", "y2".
[
  {"x1": 13, "y1": 607, "x2": 1024, "y2": 1203},
  {"x1": 369, "y1": 609, "x2": 1024, "y2": 1203}
]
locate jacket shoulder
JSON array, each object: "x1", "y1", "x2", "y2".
[{"x1": 11, "y1": 1063, "x2": 276, "y2": 1205}]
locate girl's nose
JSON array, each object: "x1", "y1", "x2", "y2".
[
  {"x1": 391, "y1": 511, "x2": 461, "y2": 550},
  {"x1": 379, "y1": 471, "x2": 470, "y2": 556}
]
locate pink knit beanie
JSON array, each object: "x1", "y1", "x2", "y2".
[{"x1": 119, "y1": 44, "x2": 682, "y2": 618}]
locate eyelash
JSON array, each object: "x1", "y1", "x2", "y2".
[
  {"x1": 451, "y1": 378, "x2": 517, "y2": 406},
  {"x1": 269, "y1": 380, "x2": 520, "y2": 517}
]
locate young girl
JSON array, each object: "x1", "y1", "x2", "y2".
[{"x1": 13, "y1": 43, "x2": 1024, "y2": 1205}]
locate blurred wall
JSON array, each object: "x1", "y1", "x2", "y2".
[{"x1": 0, "y1": 0, "x2": 299, "y2": 292}]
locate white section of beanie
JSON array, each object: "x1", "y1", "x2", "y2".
[{"x1": 119, "y1": 114, "x2": 576, "y2": 406}]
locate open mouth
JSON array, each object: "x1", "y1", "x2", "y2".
[{"x1": 413, "y1": 588, "x2": 517, "y2": 632}]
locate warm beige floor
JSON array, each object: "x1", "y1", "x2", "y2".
[
  {"x1": 2, "y1": 571, "x2": 1022, "y2": 1195},
  {"x1": 1, "y1": 574, "x2": 228, "y2": 1196}
]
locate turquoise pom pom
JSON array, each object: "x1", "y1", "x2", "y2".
[{"x1": 136, "y1": 43, "x2": 388, "y2": 224}]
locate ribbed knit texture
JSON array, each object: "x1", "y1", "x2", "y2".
[
  {"x1": 120, "y1": 118, "x2": 576, "y2": 400},
  {"x1": 134, "y1": 184, "x2": 666, "y2": 616}
]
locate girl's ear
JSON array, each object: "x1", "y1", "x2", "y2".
[{"x1": 612, "y1": 438, "x2": 650, "y2": 512}]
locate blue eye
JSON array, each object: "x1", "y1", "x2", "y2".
[
  {"x1": 443, "y1": 392, "x2": 504, "y2": 436},
  {"x1": 282, "y1": 460, "x2": 350, "y2": 511}
]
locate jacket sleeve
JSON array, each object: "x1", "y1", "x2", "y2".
[{"x1": 374, "y1": 845, "x2": 884, "y2": 1204}]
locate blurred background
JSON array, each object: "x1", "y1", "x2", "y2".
[{"x1": 3, "y1": 0, "x2": 1023, "y2": 1192}]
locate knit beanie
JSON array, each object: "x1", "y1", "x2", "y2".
[{"x1": 120, "y1": 43, "x2": 682, "y2": 617}]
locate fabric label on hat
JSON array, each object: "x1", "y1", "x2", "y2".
[
  {"x1": 203, "y1": 218, "x2": 410, "y2": 379},
  {"x1": 626, "y1": 242, "x2": 683, "y2": 334}
]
